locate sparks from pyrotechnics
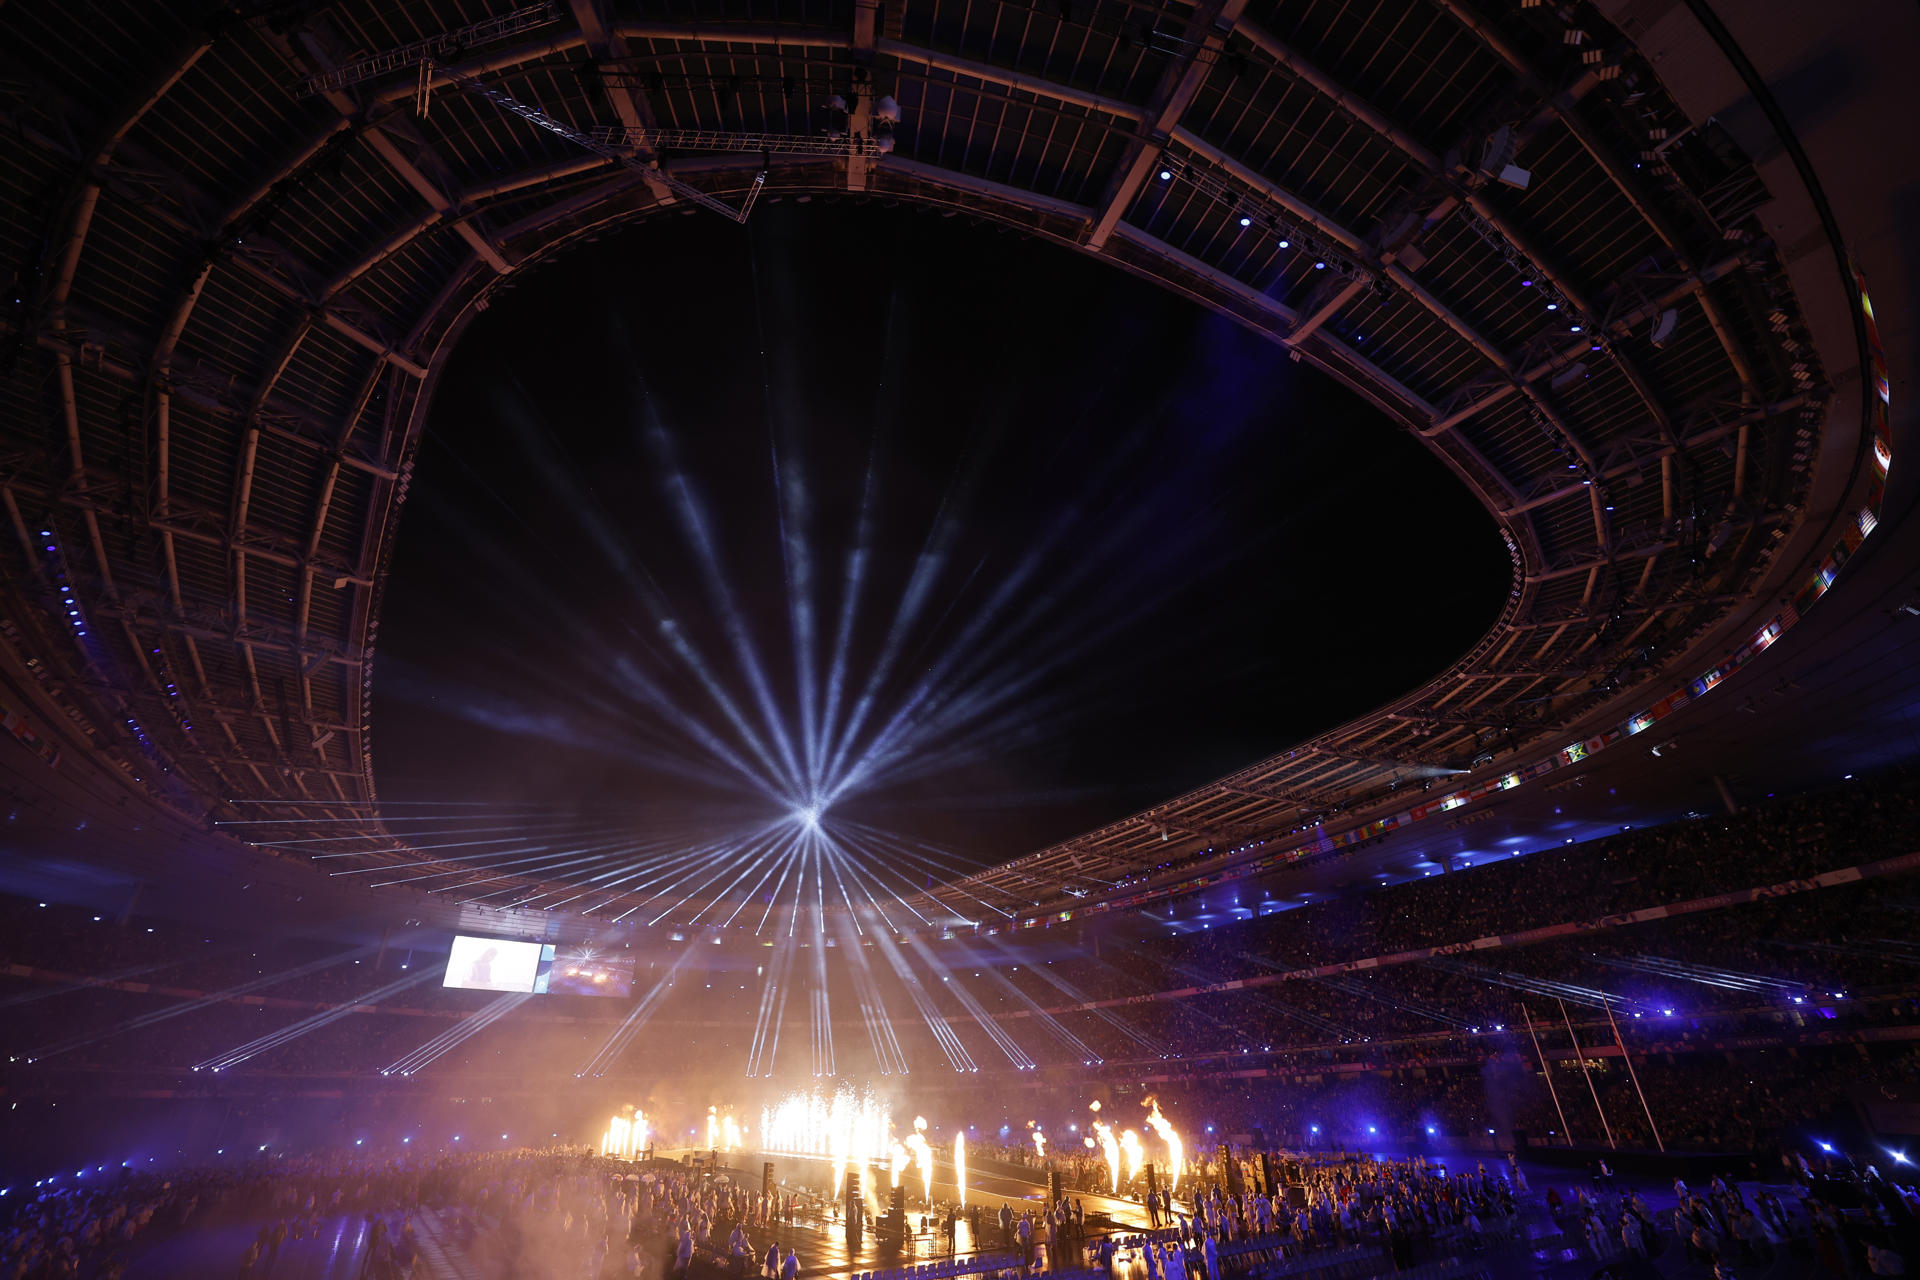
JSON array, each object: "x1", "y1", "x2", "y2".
[
  {"x1": 904, "y1": 1116, "x2": 935, "y2": 1204},
  {"x1": 602, "y1": 1107, "x2": 649, "y2": 1160},
  {"x1": 954, "y1": 1130, "x2": 967, "y2": 1207}
]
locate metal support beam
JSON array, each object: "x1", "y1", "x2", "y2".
[
  {"x1": 848, "y1": 0, "x2": 880, "y2": 191},
  {"x1": 1497, "y1": 393, "x2": 1815, "y2": 518},
  {"x1": 1086, "y1": 0, "x2": 1251, "y2": 251},
  {"x1": 90, "y1": 606, "x2": 363, "y2": 669},
  {"x1": 1428, "y1": 0, "x2": 1762, "y2": 404},
  {"x1": 877, "y1": 41, "x2": 1149, "y2": 122},
  {"x1": 1236, "y1": 16, "x2": 1687, "y2": 458},
  {"x1": 266, "y1": 23, "x2": 513, "y2": 276},
  {"x1": 569, "y1": 0, "x2": 678, "y2": 204},
  {"x1": 1287, "y1": 277, "x2": 1368, "y2": 344}
]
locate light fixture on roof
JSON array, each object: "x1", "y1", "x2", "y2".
[
  {"x1": 1650, "y1": 307, "x2": 1678, "y2": 348},
  {"x1": 1479, "y1": 125, "x2": 1531, "y2": 190}
]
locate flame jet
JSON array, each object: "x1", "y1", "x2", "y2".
[
  {"x1": 1089, "y1": 1103, "x2": 1119, "y2": 1194},
  {"x1": 1143, "y1": 1098, "x2": 1183, "y2": 1196}
]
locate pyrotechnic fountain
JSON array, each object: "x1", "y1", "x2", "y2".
[
  {"x1": 1120, "y1": 1128, "x2": 1144, "y2": 1184},
  {"x1": 1143, "y1": 1097, "x2": 1183, "y2": 1195},
  {"x1": 1028, "y1": 1121, "x2": 1047, "y2": 1161},
  {"x1": 905, "y1": 1116, "x2": 935, "y2": 1204},
  {"x1": 954, "y1": 1131, "x2": 967, "y2": 1207},
  {"x1": 601, "y1": 1106, "x2": 648, "y2": 1160},
  {"x1": 707, "y1": 1105, "x2": 745, "y2": 1152},
  {"x1": 1088, "y1": 1102, "x2": 1120, "y2": 1194},
  {"x1": 761, "y1": 1086, "x2": 893, "y2": 1204}
]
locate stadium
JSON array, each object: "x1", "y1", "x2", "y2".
[{"x1": 1, "y1": 0, "x2": 1917, "y2": 1275}]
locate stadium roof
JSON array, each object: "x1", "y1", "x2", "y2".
[{"x1": 0, "y1": 0, "x2": 1889, "y2": 927}]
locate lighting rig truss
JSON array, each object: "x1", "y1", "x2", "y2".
[
  {"x1": 1452, "y1": 201, "x2": 1584, "y2": 327},
  {"x1": 586, "y1": 123, "x2": 883, "y2": 159},
  {"x1": 293, "y1": 3, "x2": 564, "y2": 97},
  {"x1": 1155, "y1": 152, "x2": 1361, "y2": 279},
  {"x1": 451, "y1": 73, "x2": 770, "y2": 224}
]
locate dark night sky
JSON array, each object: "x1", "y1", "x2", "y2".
[{"x1": 370, "y1": 201, "x2": 1509, "y2": 868}]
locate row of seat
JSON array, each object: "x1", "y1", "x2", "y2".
[{"x1": 851, "y1": 1252, "x2": 1027, "y2": 1280}]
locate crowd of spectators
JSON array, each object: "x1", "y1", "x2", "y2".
[
  {"x1": 3, "y1": 767, "x2": 1918, "y2": 1171},
  {"x1": 0, "y1": 1146, "x2": 842, "y2": 1280}
]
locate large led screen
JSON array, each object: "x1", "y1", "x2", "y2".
[
  {"x1": 547, "y1": 945, "x2": 636, "y2": 998},
  {"x1": 443, "y1": 935, "x2": 550, "y2": 993}
]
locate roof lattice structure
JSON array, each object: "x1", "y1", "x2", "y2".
[{"x1": 0, "y1": 0, "x2": 1858, "y2": 927}]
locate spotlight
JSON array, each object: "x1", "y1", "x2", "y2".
[
  {"x1": 1239, "y1": 216, "x2": 1252, "y2": 227},
  {"x1": 1158, "y1": 169, "x2": 1172, "y2": 181},
  {"x1": 1546, "y1": 302, "x2": 1559, "y2": 311}
]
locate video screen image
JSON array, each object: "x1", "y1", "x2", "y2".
[
  {"x1": 547, "y1": 944, "x2": 635, "y2": 997},
  {"x1": 443, "y1": 935, "x2": 551, "y2": 993}
]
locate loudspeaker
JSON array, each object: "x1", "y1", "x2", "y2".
[
  {"x1": 1145, "y1": 1163, "x2": 1159, "y2": 1197},
  {"x1": 1048, "y1": 1170, "x2": 1063, "y2": 1205},
  {"x1": 1284, "y1": 1185, "x2": 1307, "y2": 1210},
  {"x1": 1259, "y1": 1155, "x2": 1279, "y2": 1196},
  {"x1": 1219, "y1": 1144, "x2": 1242, "y2": 1196},
  {"x1": 764, "y1": 1162, "x2": 775, "y2": 1196}
]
